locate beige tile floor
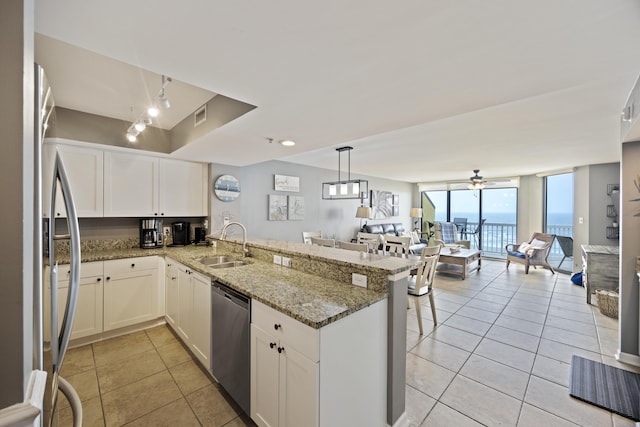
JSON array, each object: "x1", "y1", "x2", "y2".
[
  {"x1": 56, "y1": 259, "x2": 639, "y2": 426},
  {"x1": 56, "y1": 325, "x2": 256, "y2": 426},
  {"x1": 406, "y1": 259, "x2": 640, "y2": 427}
]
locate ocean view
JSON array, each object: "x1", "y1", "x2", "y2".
[{"x1": 435, "y1": 212, "x2": 573, "y2": 226}]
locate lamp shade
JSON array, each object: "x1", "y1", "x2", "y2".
[
  {"x1": 356, "y1": 206, "x2": 372, "y2": 219},
  {"x1": 410, "y1": 208, "x2": 423, "y2": 218}
]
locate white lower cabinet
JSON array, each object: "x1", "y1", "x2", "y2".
[
  {"x1": 165, "y1": 260, "x2": 179, "y2": 329},
  {"x1": 103, "y1": 257, "x2": 159, "y2": 331},
  {"x1": 44, "y1": 261, "x2": 104, "y2": 342},
  {"x1": 251, "y1": 299, "x2": 387, "y2": 427},
  {"x1": 251, "y1": 300, "x2": 319, "y2": 427},
  {"x1": 165, "y1": 258, "x2": 211, "y2": 369}
]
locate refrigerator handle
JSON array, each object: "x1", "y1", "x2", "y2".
[{"x1": 50, "y1": 151, "x2": 81, "y2": 370}]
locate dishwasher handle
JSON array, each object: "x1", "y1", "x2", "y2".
[{"x1": 212, "y1": 281, "x2": 250, "y2": 309}]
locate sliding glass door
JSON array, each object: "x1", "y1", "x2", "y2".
[{"x1": 424, "y1": 187, "x2": 518, "y2": 258}]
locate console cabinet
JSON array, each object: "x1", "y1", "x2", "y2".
[{"x1": 582, "y1": 244, "x2": 619, "y2": 304}]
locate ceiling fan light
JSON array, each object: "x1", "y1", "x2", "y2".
[{"x1": 280, "y1": 140, "x2": 295, "y2": 146}]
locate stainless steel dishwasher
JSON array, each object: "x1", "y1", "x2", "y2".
[{"x1": 211, "y1": 281, "x2": 251, "y2": 415}]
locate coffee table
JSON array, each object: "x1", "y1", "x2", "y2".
[{"x1": 437, "y1": 248, "x2": 481, "y2": 280}]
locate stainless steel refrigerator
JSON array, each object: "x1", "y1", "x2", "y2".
[{"x1": 34, "y1": 64, "x2": 83, "y2": 427}]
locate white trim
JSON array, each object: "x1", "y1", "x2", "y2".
[
  {"x1": 535, "y1": 167, "x2": 576, "y2": 177},
  {"x1": 0, "y1": 370, "x2": 47, "y2": 427},
  {"x1": 615, "y1": 350, "x2": 640, "y2": 367}
]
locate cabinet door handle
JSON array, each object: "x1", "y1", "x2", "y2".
[
  {"x1": 97, "y1": 277, "x2": 101, "y2": 282},
  {"x1": 106, "y1": 276, "x2": 111, "y2": 281},
  {"x1": 154, "y1": 213, "x2": 158, "y2": 216},
  {"x1": 269, "y1": 342, "x2": 276, "y2": 349},
  {"x1": 131, "y1": 263, "x2": 135, "y2": 268},
  {"x1": 161, "y1": 213, "x2": 165, "y2": 216},
  {"x1": 274, "y1": 324, "x2": 281, "y2": 331},
  {"x1": 277, "y1": 346, "x2": 284, "y2": 354}
]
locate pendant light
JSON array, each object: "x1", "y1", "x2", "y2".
[{"x1": 322, "y1": 146, "x2": 368, "y2": 200}]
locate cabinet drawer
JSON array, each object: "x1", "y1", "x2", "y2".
[
  {"x1": 104, "y1": 256, "x2": 158, "y2": 276},
  {"x1": 252, "y1": 300, "x2": 319, "y2": 362},
  {"x1": 52, "y1": 261, "x2": 103, "y2": 281}
]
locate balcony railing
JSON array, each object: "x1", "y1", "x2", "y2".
[{"x1": 462, "y1": 221, "x2": 573, "y2": 263}]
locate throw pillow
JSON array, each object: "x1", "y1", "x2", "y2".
[
  {"x1": 517, "y1": 242, "x2": 531, "y2": 253},
  {"x1": 530, "y1": 238, "x2": 548, "y2": 249}
]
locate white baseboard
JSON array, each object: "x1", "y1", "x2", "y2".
[{"x1": 615, "y1": 350, "x2": 640, "y2": 367}]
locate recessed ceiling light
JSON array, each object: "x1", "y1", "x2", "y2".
[{"x1": 280, "y1": 140, "x2": 295, "y2": 146}]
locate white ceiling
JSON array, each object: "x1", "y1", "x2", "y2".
[{"x1": 34, "y1": 0, "x2": 640, "y2": 184}]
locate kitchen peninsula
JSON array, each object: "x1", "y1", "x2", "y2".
[{"x1": 50, "y1": 237, "x2": 419, "y2": 427}]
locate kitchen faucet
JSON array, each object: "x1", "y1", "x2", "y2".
[{"x1": 220, "y1": 222, "x2": 249, "y2": 257}]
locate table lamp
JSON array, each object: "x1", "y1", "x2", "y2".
[
  {"x1": 356, "y1": 206, "x2": 372, "y2": 230},
  {"x1": 410, "y1": 208, "x2": 423, "y2": 231}
]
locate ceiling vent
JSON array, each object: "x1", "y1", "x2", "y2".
[{"x1": 194, "y1": 104, "x2": 207, "y2": 127}]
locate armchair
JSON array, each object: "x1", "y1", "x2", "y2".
[
  {"x1": 505, "y1": 232, "x2": 556, "y2": 274},
  {"x1": 433, "y1": 222, "x2": 470, "y2": 249}
]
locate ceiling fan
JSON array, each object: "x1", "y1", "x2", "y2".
[{"x1": 468, "y1": 169, "x2": 487, "y2": 190}]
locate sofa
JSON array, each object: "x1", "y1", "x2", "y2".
[{"x1": 361, "y1": 223, "x2": 428, "y2": 254}]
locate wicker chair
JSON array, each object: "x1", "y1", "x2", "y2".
[
  {"x1": 433, "y1": 222, "x2": 470, "y2": 249},
  {"x1": 505, "y1": 232, "x2": 556, "y2": 274}
]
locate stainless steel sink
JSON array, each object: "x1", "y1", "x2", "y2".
[
  {"x1": 199, "y1": 255, "x2": 236, "y2": 265},
  {"x1": 198, "y1": 256, "x2": 250, "y2": 268},
  {"x1": 208, "y1": 260, "x2": 250, "y2": 269}
]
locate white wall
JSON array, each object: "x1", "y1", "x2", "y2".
[{"x1": 210, "y1": 160, "x2": 414, "y2": 243}]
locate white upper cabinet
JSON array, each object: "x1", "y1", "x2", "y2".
[
  {"x1": 159, "y1": 159, "x2": 207, "y2": 217},
  {"x1": 103, "y1": 151, "x2": 159, "y2": 217},
  {"x1": 45, "y1": 140, "x2": 208, "y2": 218},
  {"x1": 43, "y1": 144, "x2": 104, "y2": 218}
]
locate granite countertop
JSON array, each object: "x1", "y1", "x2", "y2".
[{"x1": 52, "y1": 244, "x2": 389, "y2": 329}]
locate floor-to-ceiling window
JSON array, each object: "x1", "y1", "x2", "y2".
[
  {"x1": 481, "y1": 187, "x2": 518, "y2": 258},
  {"x1": 544, "y1": 172, "x2": 574, "y2": 272},
  {"x1": 424, "y1": 184, "x2": 518, "y2": 258}
]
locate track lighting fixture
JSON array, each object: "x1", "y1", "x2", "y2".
[{"x1": 126, "y1": 75, "x2": 172, "y2": 143}]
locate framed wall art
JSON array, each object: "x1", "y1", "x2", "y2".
[
  {"x1": 268, "y1": 195, "x2": 288, "y2": 220},
  {"x1": 274, "y1": 174, "x2": 300, "y2": 192},
  {"x1": 213, "y1": 175, "x2": 240, "y2": 202},
  {"x1": 370, "y1": 190, "x2": 394, "y2": 219},
  {"x1": 288, "y1": 196, "x2": 305, "y2": 220}
]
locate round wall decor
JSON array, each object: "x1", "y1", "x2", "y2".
[{"x1": 214, "y1": 175, "x2": 240, "y2": 202}]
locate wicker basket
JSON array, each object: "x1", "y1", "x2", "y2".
[{"x1": 596, "y1": 290, "x2": 619, "y2": 318}]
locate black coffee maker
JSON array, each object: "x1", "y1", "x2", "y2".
[
  {"x1": 171, "y1": 221, "x2": 190, "y2": 246},
  {"x1": 140, "y1": 219, "x2": 163, "y2": 248},
  {"x1": 194, "y1": 227, "x2": 207, "y2": 245}
]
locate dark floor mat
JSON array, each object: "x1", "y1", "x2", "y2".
[{"x1": 569, "y1": 355, "x2": 640, "y2": 422}]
